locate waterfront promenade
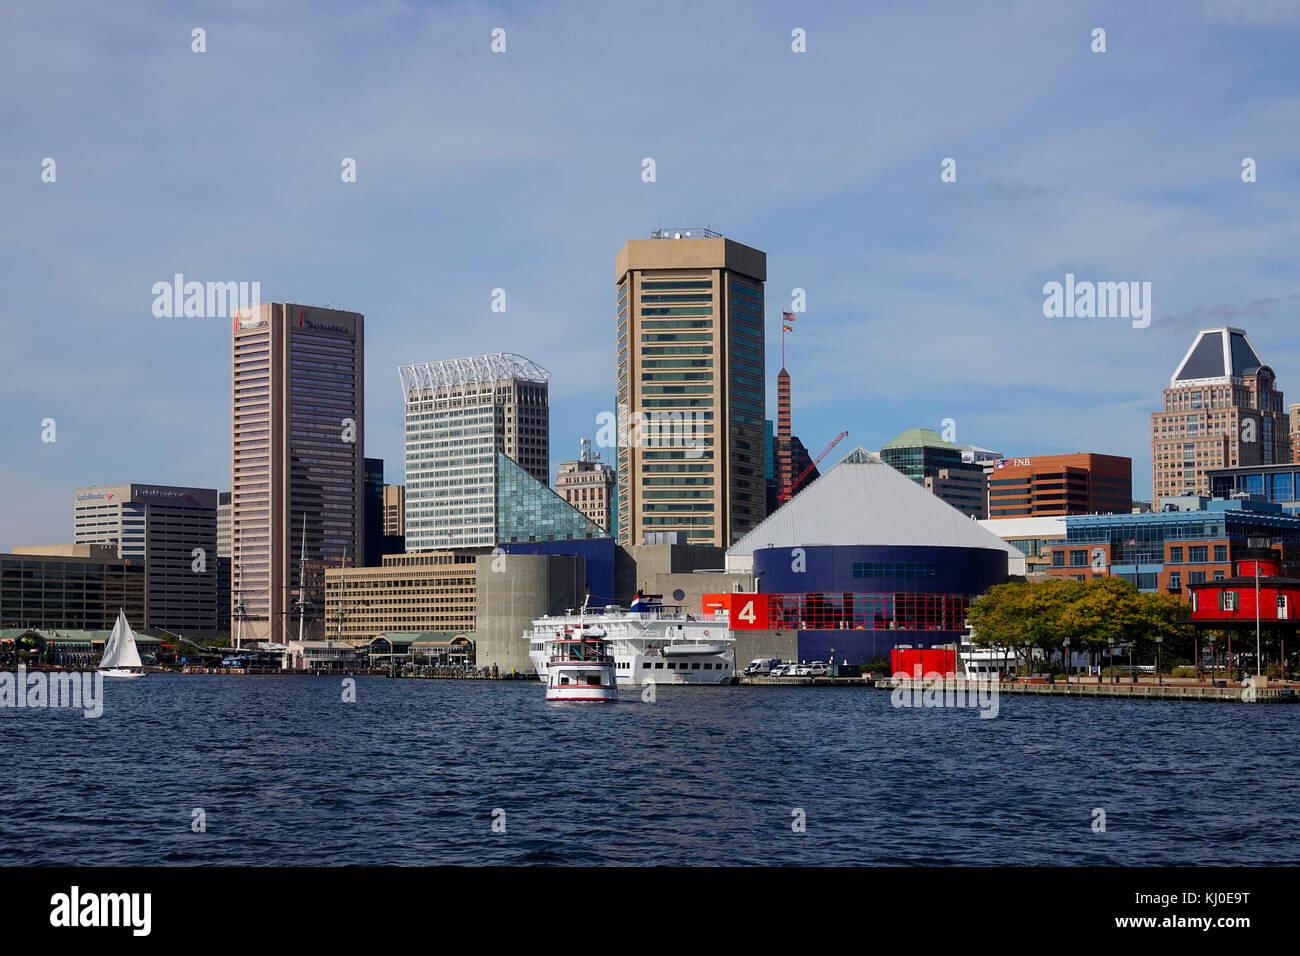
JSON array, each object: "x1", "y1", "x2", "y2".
[{"x1": 744, "y1": 674, "x2": 1298, "y2": 702}]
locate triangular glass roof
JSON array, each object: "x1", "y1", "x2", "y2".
[{"x1": 495, "y1": 453, "x2": 608, "y2": 544}]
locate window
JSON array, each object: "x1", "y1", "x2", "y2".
[
  {"x1": 1189, "y1": 571, "x2": 1206, "y2": 585},
  {"x1": 1052, "y1": 552, "x2": 1065, "y2": 568},
  {"x1": 1189, "y1": 546, "x2": 1208, "y2": 563},
  {"x1": 1213, "y1": 571, "x2": 1225, "y2": 581},
  {"x1": 1212, "y1": 545, "x2": 1227, "y2": 562},
  {"x1": 1220, "y1": 591, "x2": 1237, "y2": 611},
  {"x1": 1069, "y1": 550, "x2": 1088, "y2": 567},
  {"x1": 1169, "y1": 546, "x2": 1184, "y2": 562},
  {"x1": 1169, "y1": 572, "x2": 1181, "y2": 589}
]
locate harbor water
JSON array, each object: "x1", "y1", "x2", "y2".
[{"x1": 2, "y1": 675, "x2": 1296, "y2": 865}]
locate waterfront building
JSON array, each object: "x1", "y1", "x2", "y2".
[
  {"x1": 880, "y1": 429, "x2": 988, "y2": 519},
  {"x1": 323, "y1": 550, "x2": 480, "y2": 643},
  {"x1": 1, "y1": 545, "x2": 145, "y2": 630},
  {"x1": 723, "y1": 447, "x2": 1020, "y2": 666},
  {"x1": 986, "y1": 453, "x2": 1131, "y2": 520},
  {"x1": 1187, "y1": 547, "x2": 1300, "y2": 648},
  {"x1": 230, "y1": 303, "x2": 366, "y2": 642},
  {"x1": 976, "y1": 516, "x2": 1067, "y2": 577},
  {"x1": 1042, "y1": 496, "x2": 1300, "y2": 602},
  {"x1": 1209, "y1": 463, "x2": 1300, "y2": 514},
  {"x1": 1151, "y1": 327, "x2": 1290, "y2": 509},
  {"x1": 555, "y1": 440, "x2": 616, "y2": 532},
  {"x1": 73, "y1": 483, "x2": 219, "y2": 634},
  {"x1": 616, "y1": 230, "x2": 767, "y2": 548},
  {"x1": 399, "y1": 353, "x2": 552, "y2": 550}
]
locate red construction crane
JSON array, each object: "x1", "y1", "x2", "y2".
[{"x1": 779, "y1": 430, "x2": 848, "y2": 503}]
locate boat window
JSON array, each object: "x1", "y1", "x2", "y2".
[
  {"x1": 642, "y1": 662, "x2": 651, "y2": 668},
  {"x1": 691, "y1": 663, "x2": 701, "y2": 669},
  {"x1": 655, "y1": 662, "x2": 664, "y2": 668}
]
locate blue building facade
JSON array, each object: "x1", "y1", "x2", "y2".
[{"x1": 750, "y1": 544, "x2": 1009, "y2": 664}]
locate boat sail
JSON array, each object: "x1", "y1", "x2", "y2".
[{"x1": 100, "y1": 609, "x2": 146, "y2": 678}]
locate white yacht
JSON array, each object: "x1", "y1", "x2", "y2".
[
  {"x1": 543, "y1": 625, "x2": 617, "y2": 702},
  {"x1": 526, "y1": 594, "x2": 736, "y2": 686}
]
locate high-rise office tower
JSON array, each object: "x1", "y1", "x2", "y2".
[
  {"x1": 363, "y1": 457, "x2": 384, "y2": 566},
  {"x1": 399, "y1": 353, "x2": 553, "y2": 550},
  {"x1": 73, "y1": 483, "x2": 218, "y2": 633},
  {"x1": 383, "y1": 484, "x2": 406, "y2": 536},
  {"x1": 880, "y1": 429, "x2": 989, "y2": 519},
  {"x1": 230, "y1": 303, "x2": 365, "y2": 641},
  {"x1": 1151, "y1": 327, "x2": 1289, "y2": 509},
  {"x1": 615, "y1": 229, "x2": 766, "y2": 547},
  {"x1": 1289, "y1": 402, "x2": 1300, "y2": 464}
]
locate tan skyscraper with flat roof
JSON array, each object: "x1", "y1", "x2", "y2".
[
  {"x1": 230, "y1": 303, "x2": 365, "y2": 642},
  {"x1": 616, "y1": 230, "x2": 766, "y2": 547}
]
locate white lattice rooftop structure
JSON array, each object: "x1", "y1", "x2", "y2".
[
  {"x1": 398, "y1": 352, "x2": 550, "y2": 400},
  {"x1": 400, "y1": 352, "x2": 552, "y2": 550}
]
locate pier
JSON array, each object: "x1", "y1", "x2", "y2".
[{"x1": 741, "y1": 674, "x2": 1298, "y2": 702}]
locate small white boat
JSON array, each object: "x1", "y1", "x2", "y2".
[
  {"x1": 99, "y1": 609, "x2": 146, "y2": 678},
  {"x1": 544, "y1": 625, "x2": 616, "y2": 702}
]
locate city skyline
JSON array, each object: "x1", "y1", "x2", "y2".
[{"x1": 5, "y1": 1, "x2": 1300, "y2": 552}]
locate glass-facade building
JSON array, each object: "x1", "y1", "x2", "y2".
[
  {"x1": 230, "y1": 303, "x2": 365, "y2": 642},
  {"x1": 1045, "y1": 498, "x2": 1300, "y2": 598},
  {"x1": 0, "y1": 550, "x2": 146, "y2": 630},
  {"x1": 497, "y1": 453, "x2": 606, "y2": 543},
  {"x1": 400, "y1": 354, "x2": 553, "y2": 550},
  {"x1": 1209, "y1": 464, "x2": 1300, "y2": 513},
  {"x1": 615, "y1": 232, "x2": 767, "y2": 547}
]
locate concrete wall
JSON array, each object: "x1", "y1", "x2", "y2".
[
  {"x1": 474, "y1": 553, "x2": 585, "y2": 675},
  {"x1": 649, "y1": 570, "x2": 753, "y2": 615},
  {"x1": 616, "y1": 543, "x2": 726, "y2": 603},
  {"x1": 733, "y1": 628, "x2": 799, "y2": 668}
]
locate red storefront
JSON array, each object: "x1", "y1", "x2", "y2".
[
  {"x1": 1187, "y1": 550, "x2": 1300, "y2": 675},
  {"x1": 1186, "y1": 553, "x2": 1300, "y2": 624}
]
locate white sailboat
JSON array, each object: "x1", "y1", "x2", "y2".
[{"x1": 100, "y1": 609, "x2": 146, "y2": 678}]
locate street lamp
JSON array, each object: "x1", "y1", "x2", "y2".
[
  {"x1": 1156, "y1": 634, "x2": 1164, "y2": 686},
  {"x1": 1208, "y1": 633, "x2": 1217, "y2": 684},
  {"x1": 1108, "y1": 637, "x2": 1115, "y2": 684},
  {"x1": 1063, "y1": 637, "x2": 1070, "y2": 684}
]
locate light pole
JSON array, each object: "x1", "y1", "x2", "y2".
[
  {"x1": 1063, "y1": 637, "x2": 1070, "y2": 684},
  {"x1": 1108, "y1": 637, "x2": 1115, "y2": 684},
  {"x1": 1156, "y1": 634, "x2": 1163, "y2": 686},
  {"x1": 1249, "y1": 536, "x2": 1271, "y2": 679},
  {"x1": 1208, "y1": 633, "x2": 1217, "y2": 683}
]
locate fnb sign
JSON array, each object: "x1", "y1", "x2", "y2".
[{"x1": 996, "y1": 458, "x2": 1032, "y2": 469}]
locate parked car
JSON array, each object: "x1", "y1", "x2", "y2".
[
  {"x1": 744, "y1": 657, "x2": 782, "y2": 676},
  {"x1": 807, "y1": 661, "x2": 828, "y2": 676},
  {"x1": 770, "y1": 663, "x2": 794, "y2": 677},
  {"x1": 789, "y1": 664, "x2": 812, "y2": 677}
]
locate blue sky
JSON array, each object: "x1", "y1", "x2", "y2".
[{"x1": 3, "y1": 0, "x2": 1300, "y2": 550}]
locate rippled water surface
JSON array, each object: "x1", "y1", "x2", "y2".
[{"x1": 2, "y1": 675, "x2": 1296, "y2": 865}]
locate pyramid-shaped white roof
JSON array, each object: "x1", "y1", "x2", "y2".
[
  {"x1": 728, "y1": 447, "x2": 1021, "y2": 559},
  {"x1": 1170, "y1": 327, "x2": 1265, "y2": 386}
]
